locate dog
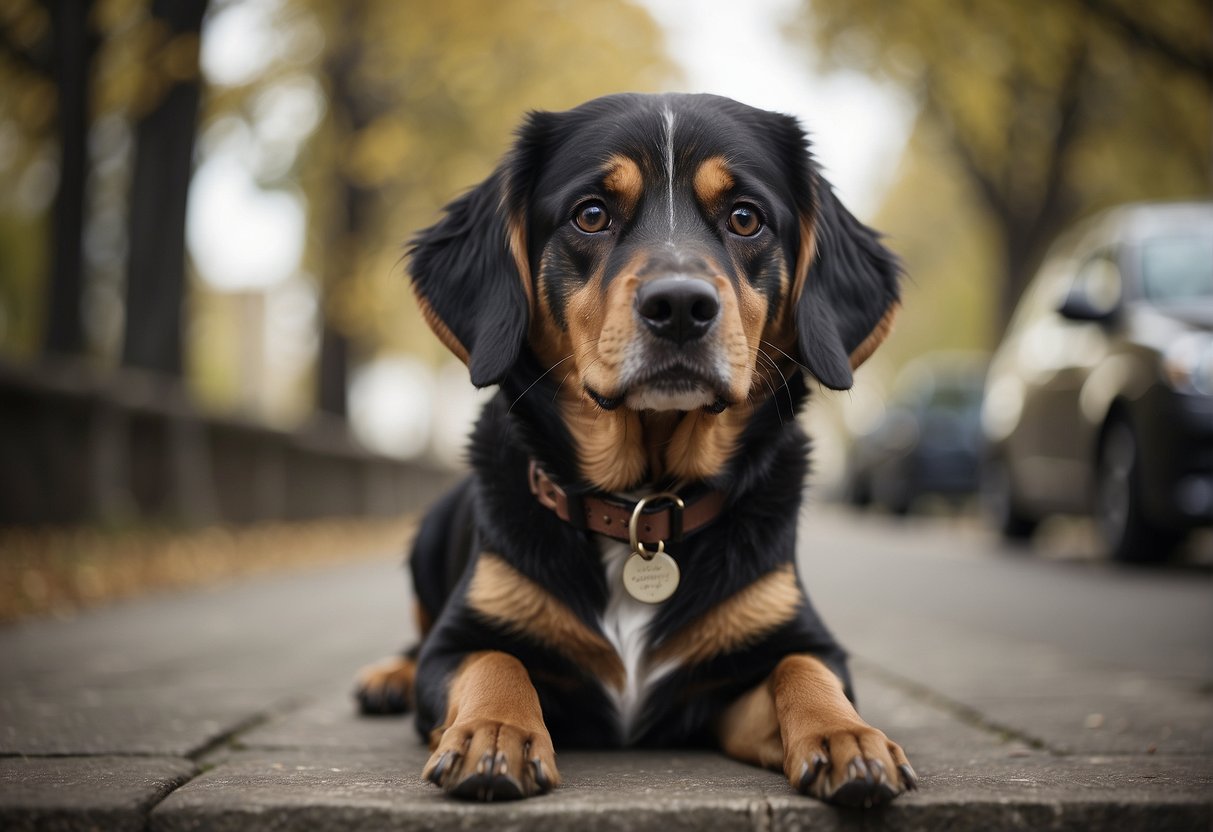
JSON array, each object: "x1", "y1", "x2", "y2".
[{"x1": 355, "y1": 93, "x2": 914, "y2": 807}]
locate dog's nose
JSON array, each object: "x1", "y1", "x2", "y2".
[{"x1": 635, "y1": 276, "x2": 720, "y2": 344}]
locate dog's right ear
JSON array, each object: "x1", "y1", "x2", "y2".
[{"x1": 409, "y1": 114, "x2": 553, "y2": 387}]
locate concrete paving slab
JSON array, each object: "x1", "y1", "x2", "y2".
[
  {"x1": 957, "y1": 692, "x2": 1213, "y2": 756},
  {"x1": 770, "y1": 753, "x2": 1213, "y2": 832},
  {"x1": 151, "y1": 748, "x2": 776, "y2": 832},
  {"x1": 0, "y1": 687, "x2": 285, "y2": 757},
  {"x1": 839, "y1": 618, "x2": 1213, "y2": 757},
  {"x1": 151, "y1": 746, "x2": 1212, "y2": 832},
  {"x1": 239, "y1": 689, "x2": 411, "y2": 752},
  {"x1": 0, "y1": 755, "x2": 196, "y2": 832}
]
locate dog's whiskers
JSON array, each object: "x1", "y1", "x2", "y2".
[
  {"x1": 508, "y1": 354, "x2": 574, "y2": 414},
  {"x1": 741, "y1": 347, "x2": 795, "y2": 422},
  {"x1": 759, "y1": 339, "x2": 813, "y2": 376}
]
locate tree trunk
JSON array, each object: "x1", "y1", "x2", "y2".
[
  {"x1": 316, "y1": 322, "x2": 350, "y2": 418},
  {"x1": 121, "y1": 0, "x2": 209, "y2": 375},
  {"x1": 998, "y1": 231, "x2": 1045, "y2": 336},
  {"x1": 42, "y1": 0, "x2": 95, "y2": 357},
  {"x1": 315, "y1": 8, "x2": 377, "y2": 418}
]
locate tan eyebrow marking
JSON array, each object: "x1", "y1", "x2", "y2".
[
  {"x1": 603, "y1": 155, "x2": 644, "y2": 217},
  {"x1": 693, "y1": 156, "x2": 735, "y2": 215}
]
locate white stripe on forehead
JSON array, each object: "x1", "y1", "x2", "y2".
[{"x1": 662, "y1": 104, "x2": 676, "y2": 242}]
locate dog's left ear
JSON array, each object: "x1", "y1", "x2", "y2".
[
  {"x1": 794, "y1": 181, "x2": 901, "y2": 390},
  {"x1": 408, "y1": 114, "x2": 552, "y2": 387},
  {"x1": 780, "y1": 119, "x2": 900, "y2": 391}
]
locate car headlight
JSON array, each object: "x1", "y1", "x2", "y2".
[{"x1": 1162, "y1": 333, "x2": 1213, "y2": 395}]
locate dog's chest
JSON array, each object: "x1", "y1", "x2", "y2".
[{"x1": 597, "y1": 538, "x2": 680, "y2": 742}]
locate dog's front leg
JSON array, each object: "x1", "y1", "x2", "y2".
[
  {"x1": 422, "y1": 650, "x2": 559, "y2": 801},
  {"x1": 718, "y1": 654, "x2": 917, "y2": 807}
]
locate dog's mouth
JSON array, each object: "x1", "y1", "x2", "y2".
[{"x1": 586, "y1": 365, "x2": 730, "y2": 414}]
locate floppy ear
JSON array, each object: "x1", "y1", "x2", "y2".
[
  {"x1": 793, "y1": 176, "x2": 901, "y2": 391},
  {"x1": 409, "y1": 118, "x2": 550, "y2": 387}
]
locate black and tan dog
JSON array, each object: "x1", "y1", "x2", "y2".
[{"x1": 355, "y1": 93, "x2": 914, "y2": 807}]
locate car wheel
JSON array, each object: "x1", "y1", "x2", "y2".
[
  {"x1": 887, "y1": 474, "x2": 913, "y2": 516},
  {"x1": 1096, "y1": 418, "x2": 1182, "y2": 564},
  {"x1": 848, "y1": 471, "x2": 872, "y2": 509},
  {"x1": 982, "y1": 457, "x2": 1037, "y2": 542}
]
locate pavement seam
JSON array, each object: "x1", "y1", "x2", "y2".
[
  {"x1": 853, "y1": 656, "x2": 1063, "y2": 755},
  {"x1": 754, "y1": 796, "x2": 775, "y2": 832},
  {"x1": 133, "y1": 696, "x2": 314, "y2": 830}
]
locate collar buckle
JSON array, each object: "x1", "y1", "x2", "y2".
[{"x1": 628, "y1": 491, "x2": 685, "y2": 558}]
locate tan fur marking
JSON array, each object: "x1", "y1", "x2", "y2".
[
  {"x1": 664, "y1": 405, "x2": 749, "y2": 483},
  {"x1": 848, "y1": 302, "x2": 899, "y2": 370},
  {"x1": 529, "y1": 252, "x2": 577, "y2": 368},
  {"x1": 693, "y1": 156, "x2": 734, "y2": 214},
  {"x1": 653, "y1": 564, "x2": 801, "y2": 666},
  {"x1": 603, "y1": 155, "x2": 643, "y2": 217},
  {"x1": 560, "y1": 263, "x2": 650, "y2": 490},
  {"x1": 415, "y1": 291, "x2": 469, "y2": 363},
  {"x1": 561, "y1": 401, "x2": 648, "y2": 491},
  {"x1": 415, "y1": 602, "x2": 433, "y2": 638},
  {"x1": 507, "y1": 214, "x2": 535, "y2": 311},
  {"x1": 467, "y1": 554, "x2": 625, "y2": 689},
  {"x1": 440, "y1": 651, "x2": 545, "y2": 732},
  {"x1": 790, "y1": 216, "x2": 817, "y2": 310},
  {"x1": 772, "y1": 654, "x2": 857, "y2": 734},
  {"x1": 716, "y1": 677, "x2": 784, "y2": 770},
  {"x1": 355, "y1": 654, "x2": 418, "y2": 710}
]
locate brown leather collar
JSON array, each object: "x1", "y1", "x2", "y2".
[{"x1": 528, "y1": 460, "x2": 726, "y2": 545}]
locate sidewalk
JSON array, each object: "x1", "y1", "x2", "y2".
[{"x1": 1, "y1": 521, "x2": 1210, "y2": 831}]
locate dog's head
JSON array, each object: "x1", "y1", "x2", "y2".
[{"x1": 410, "y1": 93, "x2": 899, "y2": 486}]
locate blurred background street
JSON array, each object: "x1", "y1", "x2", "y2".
[{"x1": 0, "y1": 0, "x2": 1211, "y2": 827}]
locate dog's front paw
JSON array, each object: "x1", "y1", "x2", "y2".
[
  {"x1": 423, "y1": 718, "x2": 559, "y2": 801},
  {"x1": 354, "y1": 655, "x2": 416, "y2": 714},
  {"x1": 785, "y1": 722, "x2": 917, "y2": 808}
]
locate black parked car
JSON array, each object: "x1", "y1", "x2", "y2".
[
  {"x1": 982, "y1": 202, "x2": 1213, "y2": 562},
  {"x1": 847, "y1": 353, "x2": 987, "y2": 514}
]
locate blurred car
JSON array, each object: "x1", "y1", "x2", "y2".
[
  {"x1": 981, "y1": 201, "x2": 1213, "y2": 562},
  {"x1": 847, "y1": 353, "x2": 987, "y2": 514}
]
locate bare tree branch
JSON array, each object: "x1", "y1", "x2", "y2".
[
  {"x1": 1079, "y1": 0, "x2": 1213, "y2": 88},
  {"x1": 921, "y1": 76, "x2": 1012, "y2": 226}
]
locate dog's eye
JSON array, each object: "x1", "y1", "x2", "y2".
[
  {"x1": 573, "y1": 201, "x2": 610, "y2": 233},
  {"x1": 727, "y1": 204, "x2": 762, "y2": 237}
]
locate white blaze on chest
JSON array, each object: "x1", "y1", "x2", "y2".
[{"x1": 598, "y1": 537, "x2": 681, "y2": 742}]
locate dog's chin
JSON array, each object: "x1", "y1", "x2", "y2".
[{"x1": 625, "y1": 383, "x2": 718, "y2": 412}]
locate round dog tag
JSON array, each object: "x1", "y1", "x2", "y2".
[{"x1": 623, "y1": 550, "x2": 680, "y2": 604}]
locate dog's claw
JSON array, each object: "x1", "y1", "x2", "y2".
[
  {"x1": 846, "y1": 757, "x2": 871, "y2": 784},
  {"x1": 867, "y1": 758, "x2": 887, "y2": 784},
  {"x1": 427, "y1": 751, "x2": 453, "y2": 786},
  {"x1": 797, "y1": 753, "x2": 828, "y2": 792},
  {"x1": 530, "y1": 757, "x2": 551, "y2": 791},
  {"x1": 899, "y1": 762, "x2": 919, "y2": 791}
]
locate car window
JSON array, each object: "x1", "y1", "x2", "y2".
[{"x1": 1140, "y1": 234, "x2": 1213, "y2": 302}]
